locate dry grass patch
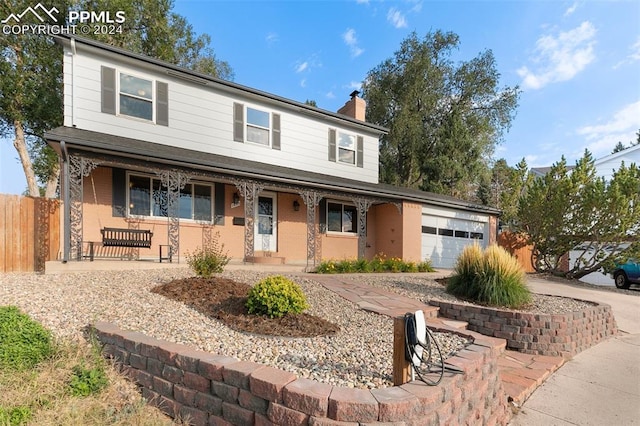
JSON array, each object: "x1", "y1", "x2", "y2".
[{"x1": 0, "y1": 335, "x2": 182, "y2": 426}]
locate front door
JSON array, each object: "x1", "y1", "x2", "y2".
[{"x1": 255, "y1": 193, "x2": 277, "y2": 252}]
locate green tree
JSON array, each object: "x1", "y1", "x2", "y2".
[
  {"x1": 516, "y1": 150, "x2": 640, "y2": 279},
  {"x1": 478, "y1": 158, "x2": 531, "y2": 228},
  {"x1": 0, "y1": 0, "x2": 68, "y2": 197},
  {"x1": 1, "y1": 0, "x2": 232, "y2": 198},
  {"x1": 612, "y1": 141, "x2": 627, "y2": 153},
  {"x1": 362, "y1": 30, "x2": 519, "y2": 199}
]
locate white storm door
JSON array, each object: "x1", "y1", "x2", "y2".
[{"x1": 255, "y1": 192, "x2": 277, "y2": 252}]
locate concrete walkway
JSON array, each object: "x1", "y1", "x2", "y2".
[
  {"x1": 509, "y1": 277, "x2": 640, "y2": 426},
  {"x1": 310, "y1": 274, "x2": 566, "y2": 408}
]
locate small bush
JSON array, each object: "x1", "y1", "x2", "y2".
[
  {"x1": 69, "y1": 363, "x2": 108, "y2": 397},
  {"x1": 447, "y1": 244, "x2": 531, "y2": 308},
  {"x1": 0, "y1": 406, "x2": 31, "y2": 426},
  {"x1": 246, "y1": 276, "x2": 309, "y2": 318},
  {"x1": 186, "y1": 235, "x2": 230, "y2": 277},
  {"x1": 0, "y1": 306, "x2": 54, "y2": 371},
  {"x1": 316, "y1": 254, "x2": 435, "y2": 274}
]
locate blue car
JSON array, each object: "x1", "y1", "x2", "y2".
[{"x1": 613, "y1": 260, "x2": 640, "y2": 289}]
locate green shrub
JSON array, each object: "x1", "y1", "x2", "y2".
[
  {"x1": 186, "y1": 235, "x2": 230, "y2": 277},
  {"x1": 0, "y1": 406, "x2": 32, "y2": 426},
  {"x1": 0, "y1": 306, "x2": 54, "y2": 371},
  {"x1": 446, "y1": 244, "x2": 531, "y2": 308},
  {"x1": 246, "y1": 276, "x2": 309, "y2": 318},
  {"x1": 315, "y1": 255, "x2": 435, "y2": 274},
  {"x1": 69, "y1": 363, "x2": 109, "y2": 397}
]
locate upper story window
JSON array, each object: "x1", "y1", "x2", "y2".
[
  {"x1": 119, "y1": 74, "x2": 153, "y2": 121},
  {"x1": 328, "y1": 128, "x2": 363, "y2": 168},
  {"x1": 128, "y1": 173, "x2": 213, "y2": 222},
  {"x1": 246, "y1": 107, "x2": 270, "y2": 145},
  {"x1": 101, "y1": 66, "x2": 168, "y2": 126},
  {"x1": 233, "y1": 102, "x2": 281, "y2": 150},
  {"x1": 338, "y1": 132, "x2": 356, "y2": 164}
]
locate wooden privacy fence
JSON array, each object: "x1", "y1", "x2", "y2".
[
  {"x1": 497, "y1": 230, "x2": 535, "y2": 273},
  {"x1": 0, "y1": 194, "x2": 60, "y2": 273}
]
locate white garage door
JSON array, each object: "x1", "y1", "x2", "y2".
[{"x1": 421, "y1": 214, "x2": 487, "y2": 269}]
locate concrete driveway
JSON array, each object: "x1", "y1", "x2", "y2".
[{"x1": 509, "y1": 276, "x2": 640, "y2": 425}]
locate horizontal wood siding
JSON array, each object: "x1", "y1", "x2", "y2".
[
  {"x1": 0, "y1": 195, "x2": 60, "y2": 273},
  {"x1": 66, "y1": 46, "x2": 379, "y2": 184}
]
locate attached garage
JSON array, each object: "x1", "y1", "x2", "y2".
[{"x1": 421, "y1": 206, "x2": 490, "y2": 269}]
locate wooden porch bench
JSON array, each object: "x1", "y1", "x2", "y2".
[{"x1": 82, "y1": 228, "x2": 153, "y2": 261}]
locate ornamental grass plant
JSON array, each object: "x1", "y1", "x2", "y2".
[{"x1": 446, "y1": 244, "x2": 531, "y2": 309}]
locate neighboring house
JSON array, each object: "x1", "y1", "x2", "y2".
[
  {"x1": 593, "y1": 144, "x2": 640, "y2": 181},
  {"x1": 574, "y1": 145, "x2": 640, "y2": 285},
  {"x1": 46, "y1": 35, "x2": 499, "y2": 270}
]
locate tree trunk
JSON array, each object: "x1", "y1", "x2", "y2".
[
  {"x1": 44, "y1": 167, "x2": 59, "y2": 199},
  {"x1": 13, "y1": 120, "x2": 39, "y2": 196}
]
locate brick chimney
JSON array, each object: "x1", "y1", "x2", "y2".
[{"x1": 337, "y1": 90, "x2": 366, "y2": 121}]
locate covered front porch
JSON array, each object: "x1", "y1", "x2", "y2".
[{"x1": 48, "y1": 127, "x2": 411, "y2": 272}]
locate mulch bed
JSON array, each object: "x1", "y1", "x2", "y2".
[{"x1": 151, "y1": 277, "x2": 340, "y2": 338}]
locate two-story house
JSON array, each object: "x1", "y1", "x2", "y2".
[{"x1": 46, "y1": 35, "x2": 499, "y2": 270}]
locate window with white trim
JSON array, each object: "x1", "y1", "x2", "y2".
[
  {"x1": 119, "y1": 73, "x2": 153, "y2": 121},
  {"x1": 327, "y1": 201, "x2": 358, "y2": 233},
  {"x1": 246, "y1": 107, "x2": 270, "y2": 145},
  {"x1": 128, "y1": 174, "x2": 213, "y2": 221},
  {"x1": 233, "y1": 103, "x2": 281, "y2": 149},
  {"x1": 338, "y1": 132, "x2": 356, "y2": 164}
]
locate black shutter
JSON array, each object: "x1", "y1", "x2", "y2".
[
  {"x1": 233, "y1": 102, "x2": 244, "y2": 142},
  {"x1": 214, "y1": 182, "x2": 225, "y2": 225},
  {"x1": 156, "y1": 81, "x2": 169, "y2": 126},
  {"x1": 272, "y1": 113, "x2": 281, "y2": 150},
  {"x1": 356, "y1": 136, "x2": 364, "y2": 168},
  {"x1": 101, "y1": 66, "x2": 116, "y2": 115},
  {"x1": 319, "y1": 198, "x2": 327, "y2": 233},
  {"x1": 112, "y1": 168, "x2": 126, "y2": 217},
  {"x1": 328, "y1": 129, "x2": 336, "y2": 162}
]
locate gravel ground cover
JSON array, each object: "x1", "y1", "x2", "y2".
[
  {"x1": 1, "y1": 269, "x2": 469, "y2": 389},
  {"x1": 0, "y1": 269, "x2": 601, "y2": 389}
]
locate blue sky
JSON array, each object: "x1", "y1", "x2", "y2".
[{"x1": 1, "y1": 0, "x2": 639, "y2": 195}]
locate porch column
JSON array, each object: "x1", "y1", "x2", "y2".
[
  {"x1": 157, "y1": 170, "x2": 190, "y2": 262},
  {"x1": 352, "y1": 197, "x2": 374, "y2": 260},
  {"x1": 68, "y1": 155, "x2": 98, "y2": 261},
  {"x1": 298, "y1": 190, "x2": 323, "y2": 271},
  {"x1": 233, "y1": 179, "x2": 264, "y2": 261}
]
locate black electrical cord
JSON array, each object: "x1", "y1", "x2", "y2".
[{"x1": 404, "y1": 313, "x2": 464, "y2": 386}]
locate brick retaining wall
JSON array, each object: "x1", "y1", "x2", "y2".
[
  {"x1": 429, "y1": 298, "x2": 617, "y2": 357},
  {"x1": 94, "y1": 321, "x2": 513, "y2": 425}
]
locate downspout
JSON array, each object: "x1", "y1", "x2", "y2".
[
  {"x1": 60, "y1": 140, "x2": 70, "y2": 262},
  {"x1": 70, "y1": 38, "x2": 76, "y2": 126}
]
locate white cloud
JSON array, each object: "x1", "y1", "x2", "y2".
[
  {"x1": 564, "y1": 2, "x2": 578, "y2": 17},
  {"x1": 614, "y1": 37, "x2": 640, "y2": 69},
  {"x1": 346, "y1": 81, "x2": 362, "y2": 91},
  {"x1": 295, "y1": 62, "x2": 308, "y2": 73},
  {"x1": 630, "y1": 38, "x2": 640, "y2": 62},
  {"x1": 300, "y1": 78, "x2": 306, "y2": 88},
  {"x1": 355, "y1": 0, "x2": 369, "y2": 4},
  {"x1": 343, "y1": 28, "x2": 364, "y2": 58},
  {"x1": 266, "y1": 32, "x2": 278, "y2": 45},
  {"x1": 387, "y1": 7, "x2": 407, "y2": 28},
  {"x1": 517, "y1": 21, "x2": 596, "y2": 90},
  {"x1": 326, "y1": 91, "x2": 336, "y2": 99},
  {"x1": 577, "y1": 101, "x2": 640, "y2": 157}
]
